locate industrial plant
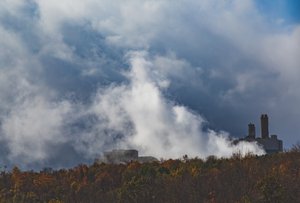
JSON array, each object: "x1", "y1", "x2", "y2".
[
  {"x1": 98, "y1": 114, "x2": 283, "y2": 164},
  {"x1": 97, "y1": 149, "x2": 158, "y2": 164},
  {"x1": 239, "y1": 114, "x2": 283, "y2": 153}
]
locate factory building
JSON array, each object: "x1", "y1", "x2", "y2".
[
  {"x1": 241, "y1": 114, "x2": 283, "y2": 153},
  {"x1": 97, "y1": 149, "x2": 158, "y2": 164}
]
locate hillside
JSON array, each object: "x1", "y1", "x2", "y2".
[{"x1": 1, "y1": 149, "x2": 300, "y2": 203}]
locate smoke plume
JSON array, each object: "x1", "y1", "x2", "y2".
[{"x1": 73, "y1": 51, "x2": 265, "y2": 159}]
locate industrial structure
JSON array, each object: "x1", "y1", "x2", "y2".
[
  {"x1": 97, "y1": 149, "x2": 158, "y2": 164},
  {"x1": 240, "y1": 114, "x2": 283, "y2": 153},
  {"x1": 98, "y1": 114, "x2": 282, "y2": 164}
]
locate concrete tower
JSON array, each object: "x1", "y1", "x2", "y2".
[
  {"x1": 248, "y1": 123, "x2": 256, "y2": 139},
  {"x1": 261, "y1": 114, "x2": 269, "y2": 139}
]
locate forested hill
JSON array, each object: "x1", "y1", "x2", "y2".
[{"x1": 1, "y1": 149, "x2": 300, "y2": 203}]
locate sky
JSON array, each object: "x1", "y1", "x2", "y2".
[
  {"x1": 0, "y1": 0, "x2": 299, "y2": 169},
  {"x1": 256, "y1": 0, "x2": 300, "y2": 24}
]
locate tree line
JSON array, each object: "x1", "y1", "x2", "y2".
[{"x1": 1, "y1": 148, "x2": 300, "y2": 202}]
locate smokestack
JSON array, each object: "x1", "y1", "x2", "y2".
[
  {"x1": 261, "y1": 114, "x2": 269, "y2": 139},
  {"x1": 248, "y1": 123, "x2": 256, "y2": 139}
]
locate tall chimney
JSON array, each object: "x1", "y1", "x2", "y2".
[
  {"x1": 248, "y1": 123, "x2": 256, "y2": 139},
  {"x1": 261, "y1": 114, "x2": 269, "y2": 139}
]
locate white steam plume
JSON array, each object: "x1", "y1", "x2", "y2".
[{"x1": 86, "y1": 51, "x2": 265, "y2": 159}]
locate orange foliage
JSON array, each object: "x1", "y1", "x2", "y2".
[{"x1": 1, "y1": 151, "x2": 300, "y2": 202}]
